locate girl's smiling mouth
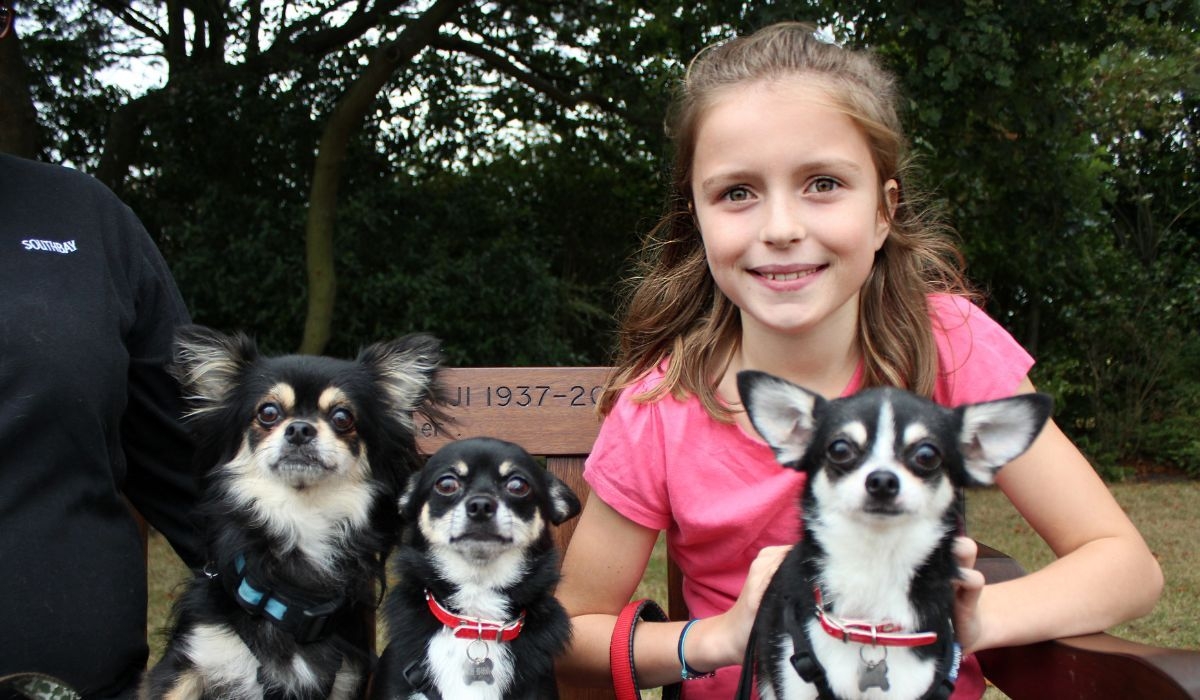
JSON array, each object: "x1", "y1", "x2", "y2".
[{"x1": 752, "y1": 264, "x2": 827, "y2": 283}]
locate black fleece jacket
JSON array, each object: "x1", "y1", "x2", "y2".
[{"x1": 0, "y1": 154, "x2": 202, "y2": 698}]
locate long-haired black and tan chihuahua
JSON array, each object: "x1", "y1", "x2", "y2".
[{"x1": 140, "y1": 326, "x2": 441, "y2": 700}]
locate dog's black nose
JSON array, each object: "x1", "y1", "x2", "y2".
[
  {"x1": 465, "y1": 495, "x2": 497, "y2": 521},
  {"x1": 284, "y1": 421, "x2": 318, "y2": 445},
  {"x1": 865, "y1": 470, "x2": 900, "y2": 499}
]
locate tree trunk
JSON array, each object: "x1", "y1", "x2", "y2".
[
  {"x1": 0, "y1": 24, "x2": 42, "y2": 158},
  {"x1": 96, "y1": 96, "x2": 152, "y2": 194},
  {"x1": 299, "y1": 0, "x2": 468, "y2": 354}
]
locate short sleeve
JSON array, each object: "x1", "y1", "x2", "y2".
[
  {"x1": 930, "y1": 294, "x2": 1036, "y2": 405},
  {"x1": 583, "y1": 377, "x2": 673, "y2": 531}
]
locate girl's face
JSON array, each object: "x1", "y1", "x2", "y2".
[{"x1": 691, "y1": 78, "x2": 896, "y2": 344}]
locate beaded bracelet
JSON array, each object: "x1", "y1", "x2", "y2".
[{"x1": 677, "y1": 618, "x2": 718, "y2": 681}]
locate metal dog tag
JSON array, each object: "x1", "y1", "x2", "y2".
[
  {"x1": 857, "y1": 658, "x2": 890, "y2": 691},
  {"x1": 464, "y1": 657, "x2": 495, "y2": 685}
]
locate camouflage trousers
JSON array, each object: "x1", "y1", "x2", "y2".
[{"x1": 0, "y1": 674, "x2": 82, "y2": 700}]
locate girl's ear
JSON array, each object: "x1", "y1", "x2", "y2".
[
  {"x1": 883, "y1": 179, "x2": 900, "y2": 217},
  {"x1": 875, "y1": 179, "x2": 900, "y2": 248}
]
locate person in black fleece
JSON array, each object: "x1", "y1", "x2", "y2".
[{"x1": 0, "y1": 153, "x2": 202, "y2": 699}]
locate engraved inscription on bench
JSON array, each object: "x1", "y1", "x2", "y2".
[
  {"x1": 415, "y1": 367, "x2": 609, "y2": 454},
  {"x1": 441, "y1": 383, "x2": 601, "y2": 411}
]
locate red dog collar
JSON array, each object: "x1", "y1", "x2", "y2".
[
  {"x1": 425, "y1": 590, "x2": 525, "y2": 641},
  {"x1": 813, "y1": 588, "x2": 938, "y2": 647}
]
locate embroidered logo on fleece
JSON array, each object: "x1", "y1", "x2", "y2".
[{"x1": 21, "y1": 239, "x2": 78, "y2": 254}]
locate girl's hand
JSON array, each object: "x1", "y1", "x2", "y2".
[
  {"x1": 952, "y1": 536, "x2": 986, "y2": 655},
  {"x1": 694, "y1": 545, "x2": 792, "y2": 668}
]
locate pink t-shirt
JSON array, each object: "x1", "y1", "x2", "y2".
[{"x1": 584, "y1": 294, "x2": 1035, "y2": 699}]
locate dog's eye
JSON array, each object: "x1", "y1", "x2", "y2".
[
  {"x1": 329, "y1": 407, "x2": 356, "y2": 433},
  {"x1": 826, "y1": 439, "x2": 858, "y2": 465},
  {"x1": 434, "y1": 475, "x2": 461, "y2": 496},
  {"x1": 505, "y1": 476, "x2": 531, "y2": 498},
  {"x1": 257, "y1": 403, "x2": 282, "y2": 427},
  {"x1": 910, "y1": 443, "x2": 942, "y2": 472}
]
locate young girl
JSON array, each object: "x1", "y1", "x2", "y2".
[{"x1": 555, "y1": 22, "x2": 1162, "y2": 700}]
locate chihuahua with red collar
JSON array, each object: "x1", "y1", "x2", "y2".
[
  {"x1": 735, "y1": 370, "x2": 1051, "y2": 700},
  {"x1": 371, "y1": 437, "x2": 581, "y2": 700}
]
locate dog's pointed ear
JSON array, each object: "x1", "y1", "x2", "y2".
[
  {"x1": 736, "y1": 370, "x2": 824, "y2": 468},
  {"x1": 546, "y1": 472, "x2": 581, "y2": 526},
  {"x1": 956, "y1": 393, "x2": 1053, "y2": 484},
  {"x1": 358, "y1": 334, "x2": 443, "y2": 429},
  {"x1": 170, "y1": 325, "x2": 258, "y2": 414}
]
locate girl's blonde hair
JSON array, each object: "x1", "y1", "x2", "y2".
[{"x1": 600, "y1": 22, "x2": 971, "y2": 417}]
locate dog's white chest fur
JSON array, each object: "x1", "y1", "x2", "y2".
[
  {"x1": 767, "y1": 627, "x2": 936, "y2": 700},
  {"x1": 415, "y1": 630, "x2": 515, "y2": 700},
  {"x1": 410, "y1": 582, "x2": 522, "y2": 700}
]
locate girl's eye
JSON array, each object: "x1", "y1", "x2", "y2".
[
  {"x1": 910, "y1": 444, "x2": 942, "y2": 472},
  {"x1": 807, "y1": 177, "x2": 840, "y2": 194},
  {"x1": 827, "y1": 439, "x2": 858, "y2": 465},
  {"x1": 435, "y1": 475, "x2": 461, "y2": 496},
  {"x1": 256, "y1": 403, "x2": 282, "y2": 427},
  {"x1": 506, "y1": 476, "x2": 531, "y2": 497},
  {"x1": 329, "y1": 407, "x2": 356, "y2": 433},
  {"x1": 723, "y1": 186, "x2": 752, "y2": 202}
]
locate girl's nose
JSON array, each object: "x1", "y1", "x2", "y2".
[{"x1": 759, "y1": 197, "x2": 804, "y2": 247}]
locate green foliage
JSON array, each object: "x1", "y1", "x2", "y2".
[
  {"x1": 121, "y1": 76, "x2": 324, "y2": 354},
  {"x1": 324, "y1": 134, "x2": 660, "y2": 365},
  {"x1": 838, "y1": 1, "x2": 1200, "y2": 478},
  {"x1": 1041, "y1": 6, "x2": 1200, "y2": 478},
  {"x1": 15, "y1": 0, "x2": 1200, "y2": 477},
  {"x1": 19, "y1": 1, "x2": 129, "y2": 164}
]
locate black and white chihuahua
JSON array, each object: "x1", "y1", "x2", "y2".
[
  {"x1": 734, "y1": 370, "x2": 1052, "y2": 700},
  {"x1": 370, "y1": 437, "x2": 581, "y2": 700},
  {"x1": 140, "y1": 326, "x2": 442, "y2": 700}
]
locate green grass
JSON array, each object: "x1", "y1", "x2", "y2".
[
  {"x1": 145, "y1": 481, "x2": 1199, "y2": 697},
  {"x1": 965, "y1": 480, "x2": 1200, "y2": 699},
  {"x1": 965, "y1": 480, "x2": 1200, "y2": 650}
]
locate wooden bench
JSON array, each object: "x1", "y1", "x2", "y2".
[{"x1": 416, "y1": 367, "x2": 1200, "y2": 700}]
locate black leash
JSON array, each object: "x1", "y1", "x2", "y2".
[{"x1": 400, "y1": 660, "x2": 444, "y2": 700}]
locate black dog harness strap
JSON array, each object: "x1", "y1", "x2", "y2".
[
  {"x1": 401, "y1": 660, "x2": 444, "y2": 700},
  {"x1": 220, "y1": 553, "x2": 348, "y2": 643}
]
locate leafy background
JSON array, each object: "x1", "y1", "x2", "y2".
[{"x1": 5, "y1": 0, "x2": 1198, "y2": 477}]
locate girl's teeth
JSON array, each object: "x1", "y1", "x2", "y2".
[{"x1": 763, "y1": 270, "x2": 814, "y2": 281}]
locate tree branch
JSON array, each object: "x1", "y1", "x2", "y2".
[
  {"x1": 95, "y1": 92, "x2": 158, "y2": 192},
  {"x1": 95, "y1": 0, "x2": 168, "y2": 43},
  {"x1": 432, "y1": 32, "x2": 638, "y2": 124},
  {"x1": 264, "y1": 0, "x2": 407, "y2": 67}
]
